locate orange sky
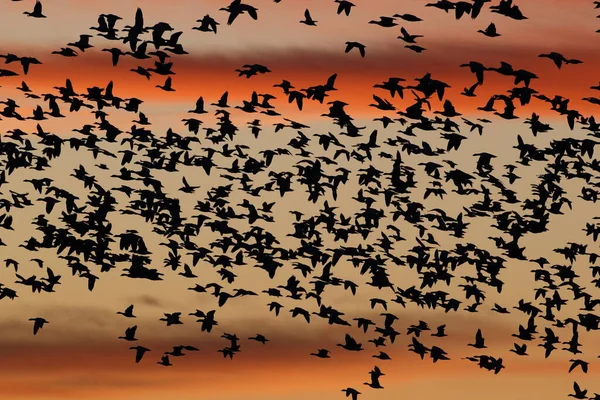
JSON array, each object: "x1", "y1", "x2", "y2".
[
  {"x1": 1, "y1": 0, "x2": 599, "y2": 118},
  {"x1": 1, "y1": 45, "x2": 598, "y2": 118},
  {"x1": 1, "y1": 335, "x2": 597, "y2": 400},
  {"x1": 1, "y1": 1, "x2": 600, "y2": 399}
]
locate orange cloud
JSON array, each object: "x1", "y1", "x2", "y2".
[
  {"x1": 0, "y1": 337, "x2": 595, "y2": 400},
  {"x1": 0, "y1": 45, "x2": 598, "y2": 120}
]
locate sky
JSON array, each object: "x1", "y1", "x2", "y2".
[{"x1": 0, "y1": 0, "x2": 600, "y2": 399}]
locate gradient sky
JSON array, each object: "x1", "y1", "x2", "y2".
[{"x1": 0, "y1": 1, "x2": 600, "y2": 399}]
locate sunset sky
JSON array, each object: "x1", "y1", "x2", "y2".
[{"x1": 0, "y1": 1, "x2": 600, "y2": 399}]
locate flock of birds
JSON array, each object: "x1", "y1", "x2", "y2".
[{"x1": 2, "y1": 0, "x2": 600, "y2": 398}]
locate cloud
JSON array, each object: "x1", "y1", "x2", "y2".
[
  {"x1": 0, "y1": 42, "x2": 597, "y2": 119},
  {"x1": 133, "y1": 294, "x2": 165, "y2": 308}
]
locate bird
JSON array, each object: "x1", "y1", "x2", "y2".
[
  {"x1": 568, "y1": 359, "x2": 589, "y2": 374},
  {"x1": 220, "y1": 0, "x2": 258, "y2": 25},
  {"x1": 461, "y1": 82, "x2": 479, "y2": 97},
  {"x1": 67, "y1": 35, "x2": 94, "y2": 52},
  {"x1": 510, "y1": 343, "x2": 528, "y2": 355},
  {"x1": 335, "y1": 1, "x2": 355, "y2": 16},
  {"x1": 28, "y1": 317, "x2": 48, "y2": 335},
  {"x1": 300, "y1": 9, "x2": 317, "y2": 26},
  {"x1": 460, "y1": 61, "x2": 487, "y2": 85},
  {"x1": 130, "y1": 346, "x2": 151, "y2": 363},
  {"x1": 468, "y1": 329, "x2": 487, "y2": 348},
  {"x1": 189, "y1": 97, "x2": 208, "y2": 114},
  {"x1": 569, "y1": 382, "x2": 588, "y2": 399},
  {"x1": 431, "y1": 325, "x2": 448, "y2": 337},
  {"x1": 179, "y1": 177, "x2": 200, "y2": 193},
  {"x1": 0, "y1": 5, "x2": 599, "y2": 400},
  {"x1": 345, "y1": 42, "x2": 366, "y2": 58},
  {"x1": 310, "y1": 349, "x2": 331, "y2": 358},
  {"x1": 103, "y1": 48, "x2": 127, "y2": 66},
  {"x1": 369, "y1": 17, "x2": 398, "y2": 28},
  {"x1": 118, "y1": 326, "x2": 138, "y2": 341},
  {"x1": 117, "y1": 305, "x2": 136, "y2": 318},
  {"x1": 156, "y1": 77, "x2": 175, "y2": 91},
  {"x1": 193, "y1": 15, "x2": 220, "y2": 34},
  {"x1": 249, "y1": 334, "x2": 269, "y2": 344},
  {"x1": 24, "y1": 1, "x2": 46, "y2": 18},
  {"x1": 397, "y1": 27, "x2": 423, "y2": 43},
  {"x1": 478, "y1": 23, "x2": 500, "y2": 37},
  {"x1": 337, "y1": 334, "x2": 363, "y2": 351},
  {"x1": 393, "y1": 13, "x2": 422, "y2": 22},
  {"x1": 342, "y1": 388, "x2": 361, "y2": 400},
  {"x1": 373, "y1": 351, "x2": 392, "y2": 360},
  {"x1": 364, "y1": 366, "x2": 385, "y2": 388},
  {"x1": 538, "y1": 52, "x2": 583, "y2": 69},
  {"x1": 405, "y1": 45, "x2": 426, "y2": 53},
  {"x1": 52, "y1": 48, "x2": 78, "y2": 57},
  {"x1": 157, "y1": 355, "x2": 172, "y2": 366},
  {"x1": 490, "y1": 0, "x2": 528, "y2": 20}
]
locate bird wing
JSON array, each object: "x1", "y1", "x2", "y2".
[
  {"x1": 246, "y1": 7, "x2": 258, "y2": 20},
  {"x1": 476, "y1": 329, "x2": 484, "y2": 343},
  {"x1": 326, "y1": 73, "x2": 337, "y2": 89},
  {"x1": 33, "y1": 320, "x2": 41, "y2": 335},
  {"x1": 345, "y1": 333, "x2": 355, "y2": 345},
  {"x1": 135, "y1": 347, "x2": 147, "y2": 362},
  {"x1": 135, "y1": 8, "x2": 144, "y2": 29},
  {"x1": 552, "y1": 56, "x2": 562, "y2": 69}
]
